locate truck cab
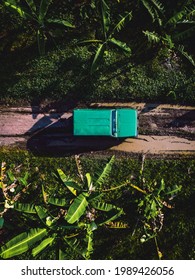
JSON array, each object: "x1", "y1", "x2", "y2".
[{"x1": 73, "y1": 108, "x2": 137, "y2": 138}]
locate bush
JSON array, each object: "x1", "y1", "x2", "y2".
[{"x1": 1, "y1": 42, "x2": 195, "y2": 105}]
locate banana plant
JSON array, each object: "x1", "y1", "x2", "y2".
[
  {"x1": 81, "y1": 0, "x2": 132, "y2": 73},
  {"x1": 142, "y1": 0, "x2": 195, "y2": 66},
  {"x1": 3, "y1": 0, "x2": 75, "y2": 55},
  {"x1": 130, "y1": 177, "x2": 182, "y2": 259},
  {"x1": 0, "y1": 156, "x2": 124, "y2": 259},
  {"x1": 0, "y1": 161, "x2": 30, "y2": 229},
  {"x1": 139, "y1": 0, "x2": 165, "y2": 26}
]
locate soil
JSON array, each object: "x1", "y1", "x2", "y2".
[{"x1": 0, "y1": 102, "x2": 194, "y2": 157}]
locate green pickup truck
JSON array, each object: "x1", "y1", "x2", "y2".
[{"x1": 73, "y1": 108, "x2": 138, "y2": 138}]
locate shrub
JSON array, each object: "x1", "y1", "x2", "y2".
[{"x1": 1, "y1": 42, "x2": 195, "y2": 104}]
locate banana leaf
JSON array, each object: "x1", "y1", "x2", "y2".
[
  {"x1": 64, "y1": 236, "x2": 84, "y2": 258},
  {"x1": 177, "y1": 44, "x2": 195, "y2": 66},
  {"x1": 108, "y1": 38, "x2": 131, "y2": 53},
  {"x1": 101, "y1": 0, "x2": 110, "y2": 38},
  {"x1": 7, "y1": 170, "x2": 15, "y2": 181},
  {"x1": 57, "y1": 169, "x2": 81, "y2": 196},
  {"x1": 14, "y1": 202, "x2": 36, "y2": 214},
  {"x1": 151, "y1": 0, "x2": 165, "y2": 13},
  {"x1": 88, "y1": 192, "x2": 103, "y2": 202},
  {"x1": 18, "y1": 172, "x2": 29, "y2": 186},
  {"x1": 39, "y1": 0, "x2": 52, "y2": 20},
  {"x1": 165, "y1": 185, "x2": 182, "y2": 196},
  {"x1": 79, "y1": 39, "x2": 103, "y2": 44},
  {"x1": 35, "y1": 205, "x2": 49, "y2": 225},
  {"x1": 0, "y1": 228, "x2": 47, "y2": 259},
  {"x1": 166, "y1": 10, "x2": 185, "y2": 26},
  {"x1": 48, "y1": 197, "x2": 66, "y2": 207},
  {"x1": 85, "y1": 173, "x2": 92, "y2": 190},
  {"x1": 25, "y1": 0, "x2": 37, "y2": 13},
  {"x1": 42, "y1": 185, "x2": 48, "y2": 203},
  {"x1": 32, "y1": 236, "x2": 55, "y2": 257},
  {"x1": 4, "y1": 1, "x2": 26, "y2": 18},
  {"x1": 91, "y1": 201, "x2": 118, "y2": 212},
  {"x1": 111, "y1": 11, "x2": 132, "y2": 35},
  {"x1": 4, "y1": 1, "x2": 33, "y2": 19},
  {"x1": 47, "y1": 18, "x2": 75, "y2": 28},
  {"x1": 91, "y1": 42, "x2": 106, "y2": 74},
  {"x1": 59, "y1": 248, "x2": 67, "y2": 260},
  {"x1": 173, "y1": 24, "x2": 195, "y2": 41},
  {"x1": 141, "y1": 0, "x2": 161, "y2": 24},
  {"x1": 88, "y1": 221, "x2": 98, "y2": 231},
  {"x1": 95, "y1": 155, "x2": 115, "y2": 186},
  {"x1": 65, "y1": 193, "x2": 88, "y2": 224},
  {"x1": 83, "y1": 228, "x2": 93, "y2": 260},
  {"x1": 157, "y1": 178, "x2": 165, "y2": 195},
  {"x1": 98, "y1": 208, "x2": 124, "y2": 226}
]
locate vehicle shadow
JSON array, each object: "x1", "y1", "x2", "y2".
[{"x1": 26, "y1": 102, "x2": 123, "y2": 156}]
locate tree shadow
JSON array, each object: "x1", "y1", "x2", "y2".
[
  {"x1": 139, "y1": 103, "x2": 159, "y2": 114},
  {"x1": 166, "y1": 110, "x2": 195, "y2": 128}
]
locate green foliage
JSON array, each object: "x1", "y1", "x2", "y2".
[
  {"x1": 140, "y1": 0, "x2": 165, "y2": 26},
  {"x1": 0, "y1": 161, "x2": 31, "y2": 226},
  {"x1": 3, "y1": 0, "x2": 75, "y2": 55},
  {"x1": 177, "y1": 45, "x2": 195, "y2": 66},
  {"x1": 0, "y1": 149, "x2": 195, "y2": 259},
  {"x1": 80, "y1": 0, "x2": 132, "y2": 73},
  {"x1": 0, "y1": 228, "x2": 48, "y2": 259},
  {"x1": 1, "y1": 43, "x2": 194, "y2": 104},
  {"x1": 0, "y1": 155, "x2": 124, "y2": 260},
  {"x1": 0, "y1": 0, "x2": 195, "y2": 104},
  {"x1": 142, "y1": 0, "x2": 195, "y2": 67}
]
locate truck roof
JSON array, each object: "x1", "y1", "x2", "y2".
[
  {"x1": 73, "y1": 108, "x2": 137, "y2": 137},
  {"x1": 73, "y1": 109, "x2": 112, "y2": 136},
  {"x1": 117, "y1": 109, "x2": 137, "y2": 137}
]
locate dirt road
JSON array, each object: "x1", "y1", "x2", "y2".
[{"x1": 0, "y1": 102, "x2": 194, "y2": 156}]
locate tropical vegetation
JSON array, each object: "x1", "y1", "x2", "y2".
[
  {"x1": 0, "y1": 0, "x2": 194, "y2": 104},
  {"x1": 0, "y1": 0, "x2": 195, "y2": 260},
  {"x1": 0, "y1": 150, "x2": 195, "y2": 259}
]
